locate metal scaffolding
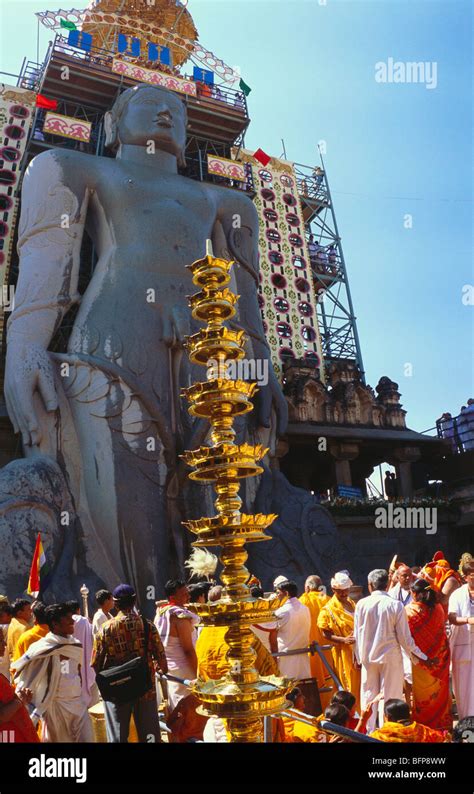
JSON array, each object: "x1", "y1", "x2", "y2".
[
  {"x1": 294, "y1": 154, "x2": 365, "y2": 382},
  {"x1": 1, "y1": 33, "x2": 251, "y2": 360}
]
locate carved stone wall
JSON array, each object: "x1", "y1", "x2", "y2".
[{"x1": 284, "y1": 358, "x2": 407, "y2": 430}]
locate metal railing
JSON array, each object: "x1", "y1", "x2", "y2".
[
  {"x1": 271, "y1": 641, "x2": 342, "y2": 693},
  {"x1": 30, "y1": 102, "x2": 104, "y2": 156},
  {"x1": 30, "y1": 34, "x2": 248, "y2": 116},
  {"x1": 436, "y1": 411, "x2": 474, "y2": 454}
]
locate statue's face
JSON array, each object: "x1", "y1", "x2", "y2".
[{"x1": 117, "y1": 87, "x2": 187, "y2": 158}]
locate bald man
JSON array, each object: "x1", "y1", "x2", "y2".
[
  {"x1": 388, "y1": 565, "x2": 414, "y2": 703},
  {"x1": 299, "y1": 576, "x2": 333, "y2": 708}
]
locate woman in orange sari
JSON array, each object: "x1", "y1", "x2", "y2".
[{"x1": 405, "y1": 579, "x2": 451, "y2": 731}]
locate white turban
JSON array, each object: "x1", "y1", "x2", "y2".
[
  {"x1": 331, "y1": 571, "x2": 353, "y2": 590},
  {"x1": 273, "y1": 575, "x2": 288, "y2": 589}
]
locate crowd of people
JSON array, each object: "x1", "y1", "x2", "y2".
[
  {"x1": 307, "y1": 234, "x2": 338, "y2": 276},
  {"x1": 438, "y1": 399, "x2": 474, "y2": 452},
  {"x1": 0, "y1": 549, "x2": 472, "y2": 744}
]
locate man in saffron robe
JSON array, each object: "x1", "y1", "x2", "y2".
[
  {"x1": 281, "y1": 687, "x2": 325, "y2": 743},
  {"x1": 317, "y1": 571, "x2": 361, "y2": 711},
  {"x1": 299, "y1": 575, "x2": 333, "y2": 707},
  {"x1": 406, "y1": 580, "x2": 451, "y2": 730},
  {"x1": 196, "y1": 622, "x2": 279, "y2": 743},
  {"x1": 6, "y1": 599, "x2": 32, "y2": 666},
  {"x1": 13, "y1": 602, "x2": 49, "y2": 662},
  {"x1": 196, "y1": 624, "x2": 278, "y2": 681},
  {"x1": 370, "y1": 698, "x2": 449, "y2": 742}
]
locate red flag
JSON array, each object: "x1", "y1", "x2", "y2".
[
  {"x1": 253, "y1": 148, "x2": 271, "y2": 166},
  {"x1": 36, "y1": 94, "x2": 58, "y2": 110},
  {"x1": 27, "y1": 533, "x2": 42, "y2": 598}
]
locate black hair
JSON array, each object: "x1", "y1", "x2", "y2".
[
  {"x1": 411, "y1": 579, "x2": 437, "y2": 609},
  {"x1": 384, "y1": 698, "x2": 410, "y2": 722},
  {"x1": 0, "y1": 604, "x2": 12, "y2": 617},
  {"x1": 95, "y1": 589, "x2": 113, "y2": 606},
  {"x1": 65, "y1": 600, "x2": 80, "y2": 613},
  {"x1": 453, "y1": 716, "x2": 474, "y2": 742},
  {"x1": 165, "y1": 579, "x2": 187, "y2": 598},
  {"x1": 324, "y1": 704, "x2": 350, "y2": 726},
  {"x1": 44, "y1": 603, "x2": 74, "y2": 630},
  {"x1": 250, "y1": 586, "x2": 264, "y2": 598},
  {"x1": 331, "y1": 690, "x2": 356, "y2": 711},
  {"x1": 287, "y1": 687, "x2": 302, "y2": 705},
  {"x1": 11, "y1": 598, "x2": 31, "y2": 616},
  {"x1": 280, "y1": 581, "x2": 298, "y2": 598},
  {"x1": 187, "y1": 582, "x2": 210, "y2": 601},
  {"x1": 32, "y1": 601, "x2": 48, "y2": 624},
  {"x1": 462, "y1": 561, "x2": 474, "y2": 576}
]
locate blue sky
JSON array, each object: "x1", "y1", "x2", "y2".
[{"x1": 1, "y1": 0, "x2": 472, "y2": 433}]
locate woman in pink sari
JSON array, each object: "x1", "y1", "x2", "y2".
[{"x1": 406, "y1": 579, "x2": 451, "y2": 731}]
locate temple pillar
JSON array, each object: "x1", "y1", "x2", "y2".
[
  {"x1": 390, "y1": 447, "x2": 421, "y2": 499},
  {"x1": 330, "y1": 442, "x2": 360, "y2": 489}
]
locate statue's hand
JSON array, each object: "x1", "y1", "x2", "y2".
[
  {"x1": 160, "y1": 303, "x2": 191, "y2": 349},
  {"x1": 4, "y1": 341, "x2": 58, "y2": 447},
  {"x1": 254, "y1": 350, "x2": 288, "y2": 437}
]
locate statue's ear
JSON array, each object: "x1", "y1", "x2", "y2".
[
  {"x1": 104, "y1": 111, "x2": 118, "y2": 149},
  {"x1": 177, "y1": 148, "x2": 187, "y2": 169}
]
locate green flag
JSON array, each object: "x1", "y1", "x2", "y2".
[
  {"x1": 60, "y1": 19, "x2": 77, "y2": 31},
  {"x1": 239, "y1": 78, "x2": 251, "y2": 97}
]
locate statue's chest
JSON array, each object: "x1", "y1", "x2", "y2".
[{"x1": 100, "y1": 176, "x2": 214, "y2": 231}]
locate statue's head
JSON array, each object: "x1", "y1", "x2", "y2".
[{"x1": 104, "y1": 84, "x2": 187, "y2": 166}]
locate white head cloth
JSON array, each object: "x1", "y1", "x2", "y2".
[{"x1": 331, "y1": 571, "x2": 353, "y2": 590}]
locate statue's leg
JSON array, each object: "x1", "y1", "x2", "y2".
[{"x1": 59, "y1": 359, "x2": 172, "y2": 608}]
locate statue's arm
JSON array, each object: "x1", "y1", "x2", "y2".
[
  {"x1": 213, "y1": 193, "x2": 268, "y2": 349},
  {"x1": 213, "y1": 192, "x2": 288, "y2": 435},
  {"x1": 5, "y1": 150, "x2": 90, "y2": 446}
]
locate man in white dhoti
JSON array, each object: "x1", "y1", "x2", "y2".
[
  {"x1": 388, "y1": 564, "x2": 414, "y2": 699},
  {"x1": 272, "y1": 581, "x2": 311, "y2": 680},
  {"x1": 67, "y1": 600, "x2": 98, "y2": 709},
  {"x1": 155, "y1": 579, "x2": 198, "y2": 712},
  {"x1": 354, "y1": 569, "x2": 428, "y2": 733},
  {"x1": 11, "y1": 603, "x2": 93, "y2": 742},
  {"x1": 448, "y1": 560, "x2": 474, "y2": 719}
]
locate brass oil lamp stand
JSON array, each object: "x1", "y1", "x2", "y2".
[{"x1": 181, "y1": 242, "x2": 289, "y2": 742}]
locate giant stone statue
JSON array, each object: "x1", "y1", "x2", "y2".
[{"x1": 2, "y1": 85, "x2": 347, "y2": 607}]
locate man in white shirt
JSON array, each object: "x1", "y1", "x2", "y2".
[
  {"x1": 388, "y1": 564, "x2": 413, "y2": 607},
  {"x1": 92, "y1": 589, "x2": 114, "y2": 636},
  {"x1": 448, "y1": 560, "x2": 474, "y2": 719},
  {"x1": 250, "y1": 586, "x2": 276, "y2": 652},
  {"x1": 388, "y1": 564, "x2": 414, "y2": 701},
  {"x1": 272, "y1": 581, "x2": 311, "y2": 680},
  {"x1": 354, "y1": 569, "x2": 428, "y2": 732}
]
